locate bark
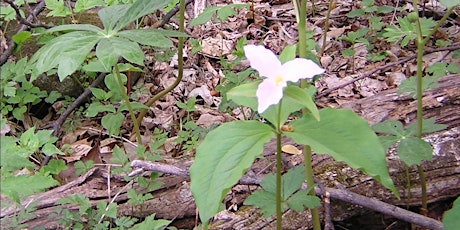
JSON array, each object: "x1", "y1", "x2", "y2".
[{"x1": 1, "y1": 75, "x2": 459, "y2": 229}]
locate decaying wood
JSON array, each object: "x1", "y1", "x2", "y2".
[{"x1": 1, "y1": 75, "x2": 459, "y2": 229}]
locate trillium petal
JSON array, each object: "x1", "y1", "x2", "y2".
[
  {"x1": 281, "y1": 59, "x2": 325, "y2": 82},
  {"x1": 256, "y1": 79, "x2": 284, "y2": 113},
  {"x1": 244, "y1": 45, "x2": 282, "y2": 79}
]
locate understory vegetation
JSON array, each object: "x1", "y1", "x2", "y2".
[{"x1": 1, "y1": 0, "x2": 460, "y2": 229}]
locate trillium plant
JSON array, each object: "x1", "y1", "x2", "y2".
[
  {"x1": 244, "y1": 45, "x2": 325, "y2": 113},
  {"x1": 190, "y1": 44, "x2": 399, "y2": 229}
]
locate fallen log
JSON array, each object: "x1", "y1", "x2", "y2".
[{"x1": 1, "y1": 74, "x2": 459, "y2": 229}]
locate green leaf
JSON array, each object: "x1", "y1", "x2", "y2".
[
  {"x1": 190, "y1": 6, "x2": 219, "y2": 26},
  {"x1": 85, "y1": 102, "x2": 116, "y2": 117},
  {"x1": 39, "y1": 159, "x2": 66, "y2": 176},
  {"x1": 447, "y1": 63, "x2": 459, "y2": 74},
  {"x1": 12, "y1": 106, "x2": 27, "y2": 120},
  {"x1": 98, "y1": 4, "x2": 130, "y2": 30},
  {"x1": 244, "y1": 190, "x2": 277, "y2": 217},
  {"x1": 190, "y1": 121, "x2": 275, "y2": 227},
  {"x1": 12, "y1": 31, "x2": 31, "y2": 45},
  {"x1": 131, "y1": 214, "x2": 171, "y2": 230},
  {"x1": 285, "y1": 108, "x2": 398, "y2": 197},
  {"x1": 114, "y1": 0, "x2": 172, "y2": 31},
  {"x1": 287, "y1": 190, "x2": 321, "y2": 212},
  {"x1": 104, "y1": 73, "x2": 127, "y2": 101},
  {"x1": 45, "y1": 24, "x2": 104, "y2": 34},
  {"x1": 227, "y1": 81, "x2": 259, "y2": 111},
  {"x1": 443, "y1": 197, "x2": 460, "y2": 230},
  {"x1": 284, "y1": 85, "x2": 320, "y2": 121},
  {"x1": 97, "y1": 201, "x2": 118, "y2": 218},
  {"x1": 0, "y1": 6, "x2": 17, "y2": 21},
  {"x1": 96, "y1": 37, "x2": 144, "y2": 71},
  {"x1": 89, "y1": 87, "x2": 111, "y2": 101},
  {"x1": 45, "y1": 91, "x2": 62, "y2": 103},
  {"x1": 3, "y1": 81, "x2": 17, "y2": 97},
  {"x1": 0, "y1": 136, "x2": 34, "y2": 172},
  {"x1": 397, "y1": 137, "x2": 432, "y2": 166},
  {"x1": 372, "y1": 120, "x2": 406, "y2": 136},
  {"x1": 439, "y1": 0, "x2": 459, "y2": 9},
  {"x1": 376, "y1": 5, "x2": 394, "y2": 14},
  {"x1": 406, "y1": 118, "x2": 447, "y2": 135},
  {"x1": 378, "y1": 135, "x2": 401, "y2": 151},
  {"x1": 74, "y1": 160, "x2": 94, "y2": 176},
  {"x1": 42, "y1": 143, "x2": 65, "y2": 156},
  {"x1": 244, "y1": 166, "x2": 312, "y2": 217},
  {"x1": 118, "y1": 101, "x2": 149, "y2": 111},
  {"x1": 397, "y1": 75, "x2": 440, "y2": 99},
  {"x1": 426, "y1": 62, "x2": 450, "y2": 78},
  {"x1": 258, "y1": 85, "x2": 317, "y2": 127},
  {"x1": 101, "y1": 113, "x2": 124, "y2": 136},
  {"x1": 1, "y1": 174, "x2": 59, "y2": 203},
  {"x1": 20, "y1": 127, "x2": 40, "y2": 151},
  {"x1": 74, "y1": 0, "x2": 104, "y2": 13},
  {"x1": 217, "y1": 4, "x2": 243, "y2": 21},
  {"x1": 82, "y1": 59, "x2": 108, "y2": 72},
  {"x1": 341, "y1": 48, "x2": 355, "y2": 57},
  {"x1": 118, "y1": 29, "x2": 173, "y2": 48},
  {"x1": 30, "y1": 31, "x2": 101, "y2": 81},
  {"x1": 45, "y1": 0, "x2": 72, "y2": 17},
  {"x1": 281, "y1": 165, "x2": 305, "y2": 198},
  {"x1": 346, "y1": 9, "x2": 365, "y2": 18},
  {"x1": 279, "y1": 44, "x2": 297, "y2": 64},
  {"x1": 117, "y1": 62, "x2": 143, "y2": 72}
]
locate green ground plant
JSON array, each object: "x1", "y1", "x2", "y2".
[
  {"x1": 0, "y1": 127, "x2": 65, "y2": 229},
  {"x1": 1, "y1": 0, "x2": 460, "y2": 229},
  {"x1": 376, "y1": 0, "x2": 459, "y2": 216},
  {"x1": 0, "y1": 58, "x2": 60, "y2": 120}
]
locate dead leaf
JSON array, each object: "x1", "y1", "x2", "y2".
[
  {"x1": 200, "y1": 35, "x2": 234, "y2": 58},
  {"x1": 196, "y1": 113, "x2": 225, "y2": 128},
  {"x1": 282, "y1": 144, "x2": 302, "y2": 155},
  {"x1": 59, "y1": 139, "x2": 102, "y2": 184},
  {"x1": 188, "y1": 85, "x2": 213, "y2": 106}
]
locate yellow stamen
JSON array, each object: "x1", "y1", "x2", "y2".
[{"x1": 275, "y1": 76, "x2": 284, "y2": 85}]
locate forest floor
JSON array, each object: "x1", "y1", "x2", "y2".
[{"x1": 1, "y1": 0, "x2": 460, "y2": 229}]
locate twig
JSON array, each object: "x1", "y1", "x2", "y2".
[
  {"x1": 156, "y1": 0, "x2": 194, "y2": 28},
  {"x1": 316, "y1": 43, "x2": 460, "y2": 98},
  {"x1": 4, "y1": 0, "x2": 52, "y2": 29},
  {"x1": 0, "y1": 0, "x2": 46, "y2": 65},
  {"x1": 49, "y1": 73, "x2": 106, "y2": 136},
  {"x1": 321, "y1": 187, "x2": 443, "y2": 230},
  {"x1": 127, "y1": 160, "x2": 443, "y2": 229},
  {"x1": 129, "y1": 160, "x2": 189, "y2": 177},
  {"x1": 317, "y1": 180, "x2": 334, "y2": 230}
]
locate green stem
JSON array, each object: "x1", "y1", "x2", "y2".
[
  {"x1": 114, "y1": 64, "x2": 142, "y2": 144},
  {"x1": 136, "y1": 0, "x2": 186, "y2": 126},
  {"x1": 297, "y1": 0, "x2": 306, "y2": 59},
  {"x1": 275, "y1": 131, "x2": 283, "y2": 230},
  {"x1": 319, "y1": 0, "x2": 334, "y2": 57},
  {"x1": 275, "y1": 102, "x2": 283, "y2": 230},
  {"x1": 413, "y1": 0, "x2": 428, "y2": 215},
  {"x1": 304, "y1": 145, "x2": 321, "y2": 229},
  {"x1": 310, "y1": 0, "x2": 316, "y2": 17},
  {"x1": 405, "y1": 165, "x2": 411, "y2": 210},
  {"x1": 298, "y1": 0, "x2": 321, "y2": 228},
  {"x1": 411, "y1": 1, "x2": 454, "y2": 216},
  {"x1": 417, "y1": 165, "x2": 428, "y2": 215}
]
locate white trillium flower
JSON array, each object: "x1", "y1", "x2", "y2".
[{"x1": 243, "y1": 45, "x2": 325, "y2": 113}]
